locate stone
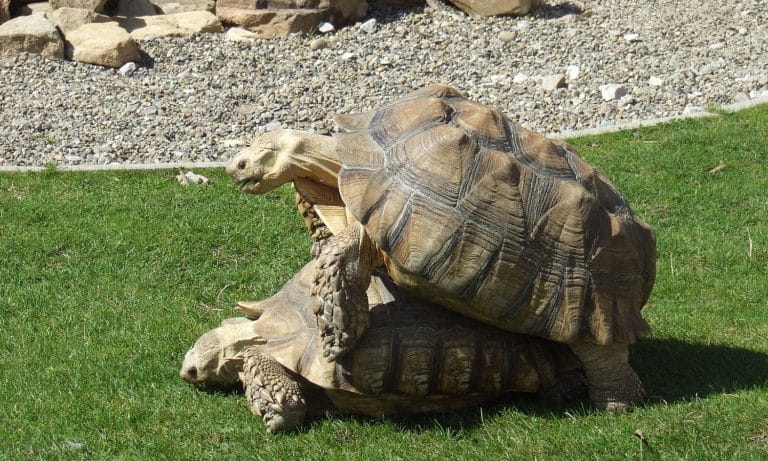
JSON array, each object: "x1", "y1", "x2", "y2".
[
  {"x1": 216, "y1": 7, "x2": 325, "y2": 38},
  {"x1": 317, "y1": 21, "x2": 334, "y2": 33},
  {"x1": 150, "y1": 0, "x2": 215, "y2": 14},
  {"x1": 446, "y1": 0, "x2": 538, "y2": 17},
  {"x1": 566, "y1": 65, "x2": 580, "y2": 80},
  {"x1": 115, "y1": 0, "x2": 157, "y2": 17},
  {"x1": 648, "y1": 76, "x2": 664, "y2": 87},
  {"x1": 309, "y1": 37, "x2": 328, "y2": 50},
  {"x1": 50, "y1": 0, "x2": 107, "y2": 12},
  {"x1": 600, "y1": 83, "x2": 628, "y2": 101},
  {"x1": 1, "y1": 0, "x2": 10, "y2": 25},
  {"x1": 225, "y1": 26, "x2": 260, "y2": 41},
  {"x1": 512, "y1": 72, "x2": 528, "y2": 83},
  {"x1": 0, "y1": 15, "x2": 64, "y2": 60},
  {"x1": 540, "y1": 74, "x2": 566, "y2": 91},
  {"x1": 498, "y1": 30, "x2": 515, "y2": 43},
  {"x1": 45, "y1": 7, "x2": 111, "y2": 34},
  {"x1": 118, "y1": 61, "x2": 137, "y2": 76},
  {"x1": 116, "y1": 11, "x2": 222, "y2": 40},
  {"x1": 623, "y1": 33, "x2": 640, "y2": 43},
  {"x1": 617, "y1": 94, "x2": 635, "y2": 107},
  {"x1": 359, "y1": 17, "x2": 376, "y2": 33},
  {"x1": 65, "y1": 22, "x2": 140, "y2": 67}
]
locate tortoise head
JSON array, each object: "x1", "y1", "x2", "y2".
[
  {"x1": 226, "y1": 130, "x2": 303, "y2": 194},
  {"x1": 180, "y1": 320, "x2": 266, "y2": 390}
]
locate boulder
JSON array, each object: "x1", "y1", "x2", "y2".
[
  {"x1": 116, "y1": 11, "x2": 222, "y2": 40},
  {"x1": 149, "y1": 0, "x2": 215, "y2": 14},
  {"x1": 65, "y1": 22, "x2": 139, "y2": 67},
  {"x1": 0, "y1": 14, "x2": 64, "y2": 60},
  {"x1": 447, "y1": 0, "x2": 538, "y2": 17},
  {"x1": 216, "y1": 6, "x2": 325, "y2": 37},
  {"x1": 50, "y1": 0, "x2": 108, "y2": 12},
  {"x1": 46, "y1": 7, "x2": 112, "y2": 34},
  {"x1": 115, "y1": 0, "x2": 157, "y2": 17},
  {"x1": 216, "y1": 0, "x2": 367, "y2": 33}
]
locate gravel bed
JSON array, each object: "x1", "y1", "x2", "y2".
[{"x1": 1, "y1": 0, "x2": 767, "y2": 167}]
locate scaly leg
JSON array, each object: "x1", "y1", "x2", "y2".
[
  {"x1": 295, "y1": 191, "x2": 335, "y2": 257},
  {"x1": 569, "y1": 341, "x2": 646, "y2": 411},
  {"x1": 241, "y1": 348, "x2": 307, "y2": 433},
  {"x1": 312, "y1": 225, "x2": 380, "y2": 361}
]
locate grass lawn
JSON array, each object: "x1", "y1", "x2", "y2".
[{"x1": 1, "y1": 106, "x2": 767, "y2": 460}]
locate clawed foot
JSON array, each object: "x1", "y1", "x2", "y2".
[
  {"x1": 569, "y1": 341, "x2": 646, "y2": 412},
  {"x1": 242, "y1": 348, "x2": 307, "y2": 433}
]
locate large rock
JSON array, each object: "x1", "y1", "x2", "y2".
[
  {"x1": 46, "y1": 7, "x2": 112, "y2": 34},
  {"x1": 0, "y1": 14, "x2": 64, "y2": 60},
  {"x1": 65, "y1": 22, "x2": 139, "y2": 67},
  {"x1": 149, "y1": 0, "x2": 215, "y2": 14},
  {"x1": 115, "y1": 0, "x2": 157, "y2": 17},
  {"x1": 447, "y1": 0, "x2": 538, "y2": 16},
  {"x1": 217, "y1": 6, "x2": 325, "y2": 37},
  {"x1": 116, "y1": 11, "x2": 222, "y2": 40},
  {"x1": 217, "y1": 0, "x2": 367, "y2": 35},
  {"x1": 50, "y1": 0, "x2": 108, "y2": 12}
]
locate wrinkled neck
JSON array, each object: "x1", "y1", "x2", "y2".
[{"x1": 286, "y1": 131, "x2": 341, "y2": 187}]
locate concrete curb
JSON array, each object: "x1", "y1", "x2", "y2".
[{"x1": 2, "y1": 96, "x2": 767, "y2": 173}]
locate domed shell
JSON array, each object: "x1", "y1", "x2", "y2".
[{"x1": 335, "y1": 84, "x2": 656, "y2": 345}]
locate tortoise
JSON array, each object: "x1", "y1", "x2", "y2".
[
  {"x1": 180, "y1": 261, "x2": 586, "y2": 432},
  {"x1": 225, "y1": 84, "x2": 656, "y2": 410}
]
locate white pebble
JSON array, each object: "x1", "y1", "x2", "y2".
[
  {"x1": 359, "y1": 18, "x2": 377, "y2": 34},
  {"x1": 600, "y1": 83, "x2": 628, "y2": 101},
  {"x1": 318, "y1": 22, "x2": 335, "y2": 33},
  {"x1": 118, "y1": 62, "x2": 137, "y2": 77}
]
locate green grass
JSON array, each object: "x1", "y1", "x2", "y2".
[{"x1": 1, "y1": 105, "x2": 767, "y2": 460}]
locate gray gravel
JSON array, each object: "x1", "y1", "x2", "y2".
[{"x1": 2, "y1": 0, "x2": 768, "y2": 167}]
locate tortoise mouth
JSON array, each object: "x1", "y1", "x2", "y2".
[{"x1": 238, "y1": 177, "x2": 261, "y2": 193}]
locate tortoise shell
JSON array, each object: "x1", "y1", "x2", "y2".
[{"x1": 335, "y1": 84, "x2": 656, "y2": 345}]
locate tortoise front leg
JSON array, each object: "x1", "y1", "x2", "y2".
[
  {"x1": 241, "y1": 348, "x2": 307, "y2": 433},
  {"x1": 312, "y1": 225, "x2": 381, "y2": 361},
  {"x1": 569, "y1": 341, "x2": 646, "y2": 411},
  {"x1": 295, "y1": 191, "x2": 335, "y2": 257}
]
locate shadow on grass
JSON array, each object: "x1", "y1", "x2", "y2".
[{"x1": 633, "y1": 337, "x2": 768, "y2": 404}]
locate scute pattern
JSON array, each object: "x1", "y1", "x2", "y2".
[{"x1": 336, "y1": 84, "x2": 655, "y2": 345}]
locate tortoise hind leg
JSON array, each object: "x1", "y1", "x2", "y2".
[
  {"x1": 312, "y1": 224, "x2": 381, "y2": 361},
  {"x1": 569, "y1": 341, "x2": 646, "y2": 411},
  {"x1": 241, "y1": 348, "x2": 307, "y2": 433}
]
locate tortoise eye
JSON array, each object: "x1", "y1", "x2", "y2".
[{"x1": 238, "y1": 160, "x2": 247, "y2": 170}]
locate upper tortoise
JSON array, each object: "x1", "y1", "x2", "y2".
[{"x1": 226, "y1": 84, "x2": 657, "y2": 410}]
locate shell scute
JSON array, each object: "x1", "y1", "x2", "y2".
[
  {"x1": 452, "y1": 98, "x2": 509, "y2": 143},
  {"x1": 367, "y1": 96, "x2": 454, "y2": 151}
]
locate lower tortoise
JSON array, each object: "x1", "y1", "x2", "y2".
[
  {"x1": 181, "y1": 261, "x2": 586, "y2": 432},
  {"x1": 226, "y1": 84, "x2": 656, "y2": 410}
]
